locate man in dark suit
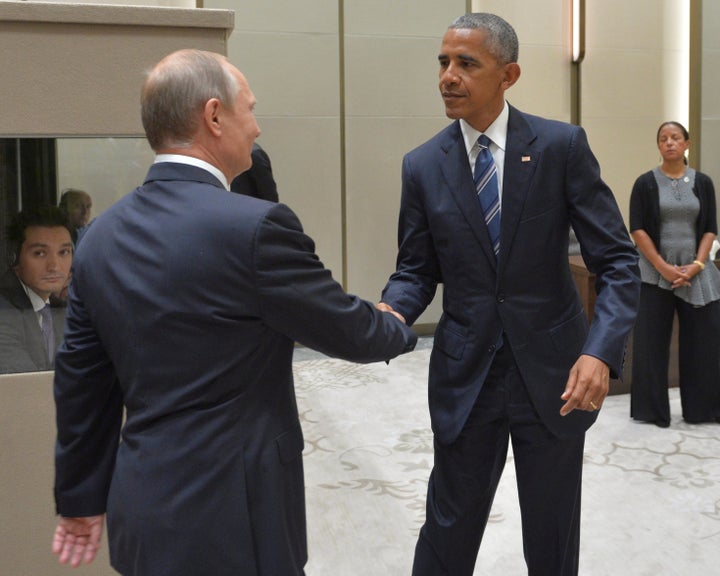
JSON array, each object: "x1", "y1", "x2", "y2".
[
  {"x1": 378, "y1": 14, "x2": 640, "y2": 575},
  {"x1": 52, "y1": 49, "x2": 416, "y2": 575},
  {"x1": 0, "y1": 207, "x2": 72, "y2": 373},
  {"x1": 230, "y1": 142, "x2": 279, "y2": 202}
]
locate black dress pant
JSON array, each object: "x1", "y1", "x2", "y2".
[
  {"x1": 412, "y1": 340, "x2": 584, "y2": 576},
  {"x1": 631, "y1": 282, "x2": 720, "y2": 425}
]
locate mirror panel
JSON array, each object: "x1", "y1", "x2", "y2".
[{"x1": 1, "y1": 137, "x2": 152, "y2": 374}]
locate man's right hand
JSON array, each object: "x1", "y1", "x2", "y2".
[
  {"x1": 375, "y1": 302, "x2": 406, "y2": 324},
  {"x1": 52, "y1": 514, "x2": 104, "y2": 567}
]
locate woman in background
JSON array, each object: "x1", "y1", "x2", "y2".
[{"x1": 629, "y1": 121, "x2": 720, "y2": 427}]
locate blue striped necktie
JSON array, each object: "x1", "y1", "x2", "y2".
[
  {"x1": 40, "y1": 305, "x2": 55, "y2": 364},
  {"x1": 474, "y1": 134, "x2": 501, "y2": 257}
]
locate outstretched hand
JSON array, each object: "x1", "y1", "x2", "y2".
[
  {"x1": 375, "y1": 302, "x2": 406, "y2": 324},
  {"x1": 52, "y1": 515, "x2": 105, "y2": 567}
]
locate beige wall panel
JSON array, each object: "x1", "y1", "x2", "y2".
[
  {"x1": 253, "y1": 117, "x2": 344, "y2": 276},
  {"x1": 583, "y1": 49, "x2": 665, "y2": 120},
  {"x1": 344, "y1": 117, "x2": 450, "y2": 322},
  {"x1": 585, "y1": 0, "x2": 679, "y2": 51},
  {"x1": 471, "y1": 0, "x2": 570, "y2": 122},
  {"x1": 342, "y1": 0, "x2": 464, "y2": 324},
  {"x1": 508, "y1": 45, "x2": 572, "y2": 121},
  {"x1": 699, "y1": 119, "x2": 720, "y2": 191},
  {"x1": 474, "y1": 0, "x2": 568, "y2": 48},
  {"x1": 0, "y1": 372, "x2": 116, "y2": 576},
  {"x1": 344, "y1": 35, "x2": 443, "y2": 117},
  {"x1": 703, "y1": 0, "x2": 720, "y2": 51},
  {"x1": 582, "y1": 117, "x2": 661, "y2": 223},
  {"x1": 212, "y1": 0, "x2": 337, "y2": 33},
  {"x1": 701, "y1": 48, "x2": 720, "y2": 118},
  {"x1": 227, "y1": 31, "x2": 340, "y2": 117},
  {"x1": 0, "y1": 3, "x2": 232, "y2": 137},
  {"x1": 701, "y1": 0, "x2": 720, "y2": 197},
  {"x1": 32, "y1": 0, "x2": 194, "y2": 5},
  {"x1": 345, "y1": 0, "x2": 464, "y2": 36}
]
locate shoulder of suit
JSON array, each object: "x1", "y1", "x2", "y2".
[
  {"x1": 0, "y1": 272, "x2": 29, "y2": 310},
  {"x1": 514, "y1": 109, "x2": 576, "y2": 136}
]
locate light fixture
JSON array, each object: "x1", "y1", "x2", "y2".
[{"x1": 572, "y1": 0, "x2": 585, "y2": 63}]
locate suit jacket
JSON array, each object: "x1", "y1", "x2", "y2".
[
  {"x1": 382, "y1": 106, "x2": 640, "y2": 445},
  {"x1": 54, "y1": 162, "x2": 417, "y2": 576},
  {"x1": 230, "y1": 143, "x2": 279, "y2": 202},
  {"x1": 0, "y1": 269, "x2": 65, "y2": 373}
]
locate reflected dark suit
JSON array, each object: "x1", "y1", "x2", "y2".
[
  {"x1": 0, "y1": 270, "x2": 64, "y2": 373},
  {"x1": 54, "y1": 162, "x2": 416, "y2": 576},
  {"x1": 230, "y1": 143, "x2": 279, "y2": 202}
]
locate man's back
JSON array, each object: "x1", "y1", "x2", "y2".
[{"x1": 55, "y1": 161, "x2": 416, "y2": 575}]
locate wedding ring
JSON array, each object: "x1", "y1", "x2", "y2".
[{"x1": 589, "y1": 401, "x2": 598, "y2": 410}]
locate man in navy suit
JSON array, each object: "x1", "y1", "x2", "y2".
[
  {"x1": 52, "y1": 49, "x2": 416, "y2": 575},
  {"x1": 378, "y1": 14, "x2": 640, "y2": 575}
]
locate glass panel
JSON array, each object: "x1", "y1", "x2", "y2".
[{"x1": 0, "y1": 137, "x2": 152, "y2": 374}]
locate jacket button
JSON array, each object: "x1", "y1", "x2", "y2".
[{"x1": 497, "y1": 294, "x2": 505, "y2": 303}]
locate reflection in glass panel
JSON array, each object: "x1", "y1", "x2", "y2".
[{"x1": 0, "y1": 137, "x2": 152, "y2": 374}]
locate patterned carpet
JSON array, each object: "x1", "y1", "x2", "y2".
[{"x1": 294, "y1": 342, "x2": 720, "y2": 575}]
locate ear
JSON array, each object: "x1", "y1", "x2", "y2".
[
  {"x1": 502, "y1": 62, "x2": 521, "y2": 90},
  {"x1": 203, "y1": 98, "x2": 223, "y2": 137}
]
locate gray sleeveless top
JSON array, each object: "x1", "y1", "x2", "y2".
[{"x1": 637, "y1": 167, "x2": 720, "y2": 305}]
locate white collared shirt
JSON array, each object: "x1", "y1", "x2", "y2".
[
  {"x1": 460, "y1": 101, "x2": 509, "y2": 202},
  {"x1": 154, "y1": 154, "x2": 230, "y2": 191},
  {"x1": 19, "y1": 279, "x2": 50, "y2": 329}
]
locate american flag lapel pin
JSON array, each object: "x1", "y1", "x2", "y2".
[{"x1": 521, "y1": 155, "x2": 531, "y2": 162}]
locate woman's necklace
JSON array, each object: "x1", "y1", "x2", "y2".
[{"x1": 660, "y1": 165, "x2": 689, "y2": 201}]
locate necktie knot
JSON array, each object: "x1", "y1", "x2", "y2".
[{"x1": 478, "y1": 134, "x2": 492, "y2": 150}]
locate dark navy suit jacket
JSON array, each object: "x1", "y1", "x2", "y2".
[
  {"x1": 54, "y1": 162, "x2": 416, "y2": 576},
  {"x1": 382, "y1": 106, "x2": 640, "y2": 445}
]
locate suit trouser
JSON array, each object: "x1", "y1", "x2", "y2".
[
  {"x1": 412, "y1": 340, "x2": 584, "y2": 576},
  {"x1": 631, "y1": 282, "x2": 720, "y2": 425}
]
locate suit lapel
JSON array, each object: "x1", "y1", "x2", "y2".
[
  {"x1": 499, "y1": 107, "x2": 539, "y2": 268},
  {"x1": 439, "y1": 122, "x2": 498, "y2": 266}
]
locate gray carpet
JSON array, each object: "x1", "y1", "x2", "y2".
[{"x1": 294, "y1": 340, "x2": 720, "y2": 575}]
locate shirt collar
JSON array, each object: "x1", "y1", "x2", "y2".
[
  {"x1": 154, "y1": 154, "x2": 230, "y2": 190},
  {"x1": 460, "y1": 101, "x2": 509, "y2": 155},
  {"x1": 18, "y1": 278, "x2": 49, "y2": 312}
]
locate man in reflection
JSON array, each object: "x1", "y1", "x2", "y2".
[
  {"x1": 52, "y1": 49, "x2": 416, "y2": 575},
  {"x1": 0, "y1": 207, "x2": 73, "y2": 373},
  {"x1": 58, "y1": 187, "x2": 93, "y2": 244}
]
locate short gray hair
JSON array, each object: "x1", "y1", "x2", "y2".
[
  {"x1": 141, "y1": 49, "x2": 239, "y2": 151},
  {"x1": 449, "y1": 13, "x2": 519, "y2": 65}
]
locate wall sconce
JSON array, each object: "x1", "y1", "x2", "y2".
[{"x1": 572, "y1": 0, "x2": 585, "y2": 63}]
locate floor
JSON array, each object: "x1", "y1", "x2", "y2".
[{"x1": 294, "y1": 339, "x2": 720, "y2": 575}]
